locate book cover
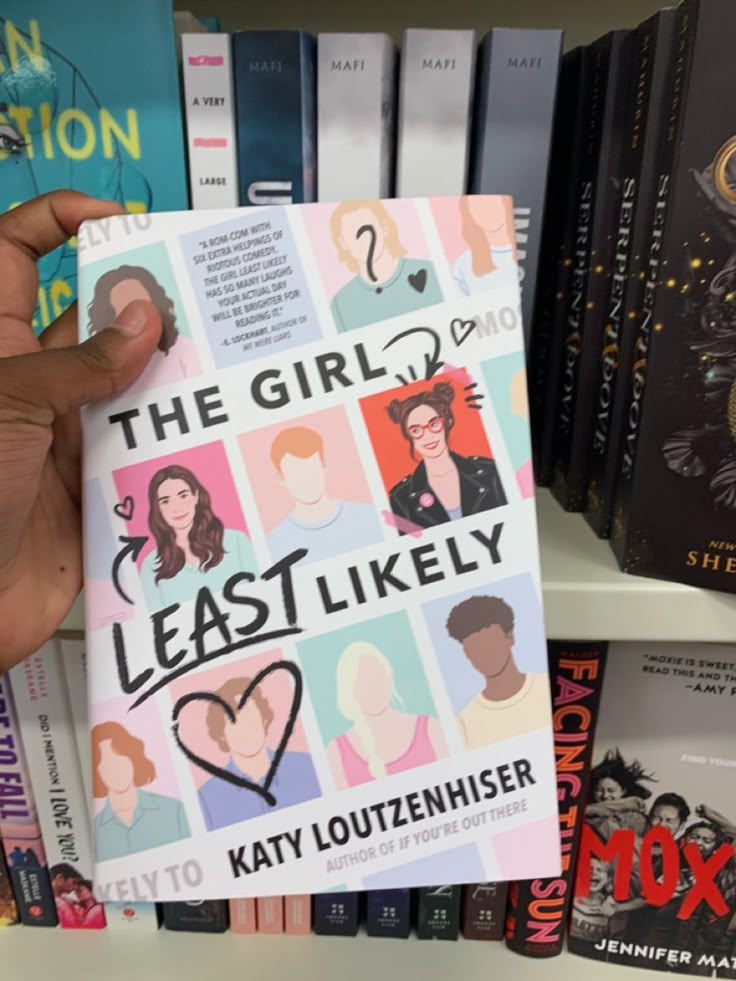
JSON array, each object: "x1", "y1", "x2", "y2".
[
  {"x1": 416, "y1": 885, "x2": 461, "y2": 940},
  {"x1": 75, "y1": 193, "x2": 560, "y2": 904},
  {"x1": 569, "y1": 641, "x2": 736, "y2": 977},
  {"x1": 365, "y1": 887, "x2": 412, "y2": 938},
  {"x1": 232, "y1": 30, "x2": 316, "y2": 206},
  {"x1": 0, "y1": 843, "x2": 17, "y2": 926},
  {"x1": 257, "y1": 894, "x2": 284, "y2": 933},
  {"x1": 284, "y1": 893, "x2": 312, "y2": 934},
  {"x1": 550, "y1": 30, "x2": 637, "y2": 512},
  {"x1": 10, "y1": 641, "x2": 106, "y2": 929},
  {"x1": 532, "y1": 46, "x2": 593, "y2": 487},
  {"x1": 317, "y1": 33, "x2": 396, "y2": 201},
  {"x1": 0, "y1": 2, "x2": 189, "y2": 334},
  {"x1": 395, "y1": 30, "x2": 477, "y2": 196},
  {"x1": 469, "y1": 28, "x2": 563, "y2": 351},
  {"x1": 505, "y1": 641, "x2": 607, "y2": 957},
  {"x1": 585, "y1": 9, "x2": 681, "y2": 539},
  {"x1": 182, "y1": 33, "x2": 239, "y2": 210},
  {"x1": 0, "y1": 674, "x2": 57, "y2": 926},
  {"x1": 460, "y1": 881, "x2": 508, "y2": 940},
  {"x1": 229, "y1": 895, "x2": 256, "y2": 933},
  {"x1": 610, "y1": 0, "x2": 736, "y2": 593},
  {"x1": 162, "y1": 899, "x2": 228, "y2": 932},
  {"x1": 313, "y1": 891, "x2": 360, "y2": 935}
]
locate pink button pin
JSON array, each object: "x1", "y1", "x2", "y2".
[{"x1": 419, "y1": 492, "x2": 435, "y2": 508}]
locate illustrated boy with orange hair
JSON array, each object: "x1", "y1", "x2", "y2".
[{"x1": 266, "y1": 425, "x2": 382, "y2": 563}]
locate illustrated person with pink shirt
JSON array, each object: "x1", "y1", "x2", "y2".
[
  {"x1": 86, "y1": 264, "x2": 200, "y2": 395},
  {"x1": 325, "y1": 641, "x2": 447, "y2": 789}
]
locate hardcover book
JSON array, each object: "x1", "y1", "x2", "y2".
[
  {"x1": 313, "y1": 891, "x2": 361, "y2": 936},
  {"x1": 232, "y1": 30, "x2": 316, "y2": 206},
  {"x1": 416, "y1": 885, "x2": 461, "y2": 940},
  {"x1": 569, "y1": 641, "x2": 736, "y2": 977},
  {"x1": 76, "y1": 194, "x2": 559, "y2": 903},
  {"x1": 0, "y1": 1, "x2": 189, "y2": 334},
  {"x1": 229, "y1": 895, "x2": 256, "y2": 933},
  {"x1": 284, "y1": 893, "x2": 312, "y2": 934},
  {"x1": 460, "y1": 881, "x2": 508, "y2": 940},
  {"x1": 469, "y1": 28, "x2": 563, "y2": 350},
  {"x1": 0, "y1": 674, "x2": 57, "y2": 926},
  {"x1": 317, "y1": 33, "x2": 396, "y2": 201},
  {"x1": 366, "y1": 887, "x2": 412, "y2": 938},
  {"x1": 610, "y1": 0, "x2": 736, "y2": 593},
  {"x1": 256, "y1": 894, "x2": 284, "y2": 933}
]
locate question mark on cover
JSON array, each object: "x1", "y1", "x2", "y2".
[{"x1": 357, "y1": 224, "x2": 378, "y2": 283}]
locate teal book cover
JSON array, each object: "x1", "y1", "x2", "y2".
[{"x1": 0, "y1": 3, "x2": 189, "y2": 333}]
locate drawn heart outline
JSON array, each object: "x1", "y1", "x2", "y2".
[
  {"x1": 451, "y1": 317, "x2": 477, "y2": 347},
  {"x1": 171, "y1": 660, "x2": 303, "y2": 807},
  {"x1": 408, "y1": 269, "x2": 427, "y2": 293},
  {"x1": 114, "y1": 496, "x2": 135, "y2": 521}
]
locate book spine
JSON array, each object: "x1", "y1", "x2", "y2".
[
  {"x1": 534, "y1": 46, "x2": 594, "y2": 486},
  {"x1": 610, "y1": 6, "x2": 696, "y2": 566},
  {"x1": 0, "y1": 674, "x2": 57, "y2": 927},
  {"x1": 460, "y1": 882, "x2": 509, "y2": 940},
  {"x1": 395, "y1": 29, "x2": 477, "y2": 196},
  {"x1": 229, "y1": 896, "x2": 257, "y2": 933},
  {"x1": 162, "y1": 900, "x2": 229, "y2": 932},
  {"x1": 585, "y1": 13, "x2": 676, "y2": 538},
  {"x1": 0, "y1": 842, "x2": 18, "y2": 926},
  {"x1": 552, "y1": 30, "x2": 636, "y2": 512},
  {"x1": 59, "y1": 638, "x2": 160, "y2": 932},
  {"x1": 470, "y1": 28, "x2": 563, "y2": 350},
  {"x1": 181, "y1": 33, "x2": 239, "y2": 209},
  {"x1": 317, "y1": 33, "x2": 396, "y2": 201},
  {"x1": 313, "y1": 892, "x2": 361, "y2": 936},
  {"x1": 505, "y1": 641, "x2": 607, "y2": 957},
  {"x1": 284, "y1": 894, "x2": 312, "y2": 935},
  {"x1": 10, "y1": 641, "x2": 106, "y2": 929},
  {"x1": 416, "y1": 885, "x2": 462, "y2": 940},
  {"x1": 365, "y1": 888, "x2": 412, "y2": 938},
  {"x1": 232, "y1": 31, "x2": 316, "y2": 206},
  {"x1": 256, "y1": 894, "x2": 284, "y2": 934}
]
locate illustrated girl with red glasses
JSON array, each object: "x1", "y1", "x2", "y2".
[{"x1": 385, "y1": 381, "x2": 506, "y2": 533}]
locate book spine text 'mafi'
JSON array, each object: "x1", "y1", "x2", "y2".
[
  {"x1": 395, "y1": 29, "x2": 477, "y2": 196},
  {"x1": 0, "y1": 674, "x2": 57, "y2": 926},
  {"x1": 470, "y1": 28, "x2": 563, "y2": 351},
  {"x1": 232, "y1": 30, "x2": 317, "y2": 207},
  {"x1": 229, "y1": 896, "x2": 257, "y2": 933},
  {"x1": 284, "y1": 894, "x2": 312, "y2": 935},
  {"x1": 59, "y1": 638, "x2": 160, "y2": 932},
  {"x1": 317, "y1": 33, "x2": 396, "y2": 201},
  {"x1": 461, "y1": 882, "x2": 509, "y2": 940},
  {"x1": 10, "y1": 642, "x2": 106, "y2": 929},
  {"x1": 182, "y1": 33, "x2": 239, "y2": 210},
  {"x1": 257, "y1": 894, "x2": 284, "y2": 933},
  {"x1": 505, "y1": 641, "x2": 607, "y2": 957}
]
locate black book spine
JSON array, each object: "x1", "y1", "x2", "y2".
[
  {"x1": 535, "y1": 46, "x2": 595, "y2": 486},
  {"x1": 416, "y1": 885, "x2": 461, "y2": 940},
  {"x1": 162, "y1": 900, "x2": 229, "y2": 933},
  {"x1": 551, "y1": 30, "x2": 635, "y2": 511},
  {"x1": 505, "y1": 641, "x2": 608, "y2": 958},
  {"x1": 365, "y1": 888, "x2": 411, "y2": 938},
  {"x1": 313, "y1": 891, "x2": 361, "y2": 936},
  {"x1": 584, "y1": 16, "x2": 662, "y2": 536},
  {"x1": 460, "y1": 882, "x2": 509, "y2": 940},
  {"x1": 610, "y1": 4, "x2": 696, "y2": 567}
]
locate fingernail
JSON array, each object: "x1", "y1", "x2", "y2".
[{"x1": 113, "y1": 300, "x2": 147, "y2": 336}]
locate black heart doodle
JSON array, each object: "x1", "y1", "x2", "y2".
[
  {"x1": 114, "y1": 496, "x2": 135, "y2": 521},
  {"x1": 451, "y1": 317, "x2": 477, "y2": 347},
  {"x1": 171, "y1": 661, "x2": 303, "y2": 807},
  {"x1": 408, "y1": 269, "x2": 427, "y2": 293}
]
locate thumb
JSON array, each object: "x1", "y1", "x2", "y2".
[{"x1": 2, "y1": 300, "x2": 163, "y2": 418}]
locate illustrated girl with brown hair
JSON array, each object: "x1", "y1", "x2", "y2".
[
  {"x1": 452, "y1": 195, "x2": 520, "y2": 296},
  {"x1": 139, "y1": 464, "x2": 257, "y2": 610},
  {"x1": 386, "y1": 381, "x2": 506, "y2": 533},
  {"x1": 86, "y1": 264, "x2": 200, "y2": 394}
]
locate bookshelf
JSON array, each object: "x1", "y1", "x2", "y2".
[
  {"x1": 0, "y1": 926, "x2": 675, "y2": 981},
  {"x1": 58, "y1": 488, "x2": 736, "y2": 643}
]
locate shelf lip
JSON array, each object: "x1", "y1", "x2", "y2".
[{"x1": 58, "y1": 488, "x2": 736, "y2": 642}]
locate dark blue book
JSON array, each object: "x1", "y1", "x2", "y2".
[
  {"x1": 232, "y1": 30, "x2": 316, "y2": 206},
  {"x1": 313, "y1": 892, "x2": 361, "y2": 936},
  {"x1": 366, "y1": 888, "x2": 411, "y2": 939}
]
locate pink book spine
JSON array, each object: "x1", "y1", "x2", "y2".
[
  {"x1": 284, "y1": 894, "x2": 312, "y2": 935},
  {"x1": 256, "y1": 895, "x2": 284, "y2": 934},
  {"x1": 229, "y1": 897, "x2": 256, "y2": 934}
]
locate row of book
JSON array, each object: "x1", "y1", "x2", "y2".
[{"x1": 529, "y1": 0, "x2": 736, "y2": 596}]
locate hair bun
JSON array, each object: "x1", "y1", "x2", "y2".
[
  {"x1": 432, "y1": 381, "x2": 455, "y2": 407},
  {"x1": 387, "y1": 398, "x2": 403, "y2": 423}
]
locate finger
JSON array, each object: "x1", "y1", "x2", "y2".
[
  {"x1": 39, "y1": 302, "x2": 79, "y2": 352},
  {"x1": 0, "y1": 299, "x2": 162, "y2": 422}
]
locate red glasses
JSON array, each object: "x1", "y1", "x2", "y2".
[{"x1": 407, "y1": 416, "x2": 445, "y2": 439}]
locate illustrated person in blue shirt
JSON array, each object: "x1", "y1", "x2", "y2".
[
  {"x1": 266, "y1": 425, "x2": 383, "y2": 564},
  {"x1": 451, "y1": 195, "x2": 520, "y2": 296},
  {"x1": 197, "y1": 676, "x2": 321, "y2": 832},
  {"x1": 139, "y1": 464, "x2": 257, "y2": 610},
  {"x1": 91, "y1": 722, "x2": 191, "y2": 861},
  {"x1": 328, "y1": 200, "x2": 443, "y2": 332}
]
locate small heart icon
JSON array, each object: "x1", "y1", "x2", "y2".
[
  {"x1": 408, "y1": 269, "x2": 427, "y2": 293},
  {"x1": 451, "y1": 317, "x2": 477, "y2": 347},
  {"x1": 172, "y1": 661, "x2": 303, "y2": 807},
  {"x1": 114, "y1": 496, "x2": 135, "y2": 521}
]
